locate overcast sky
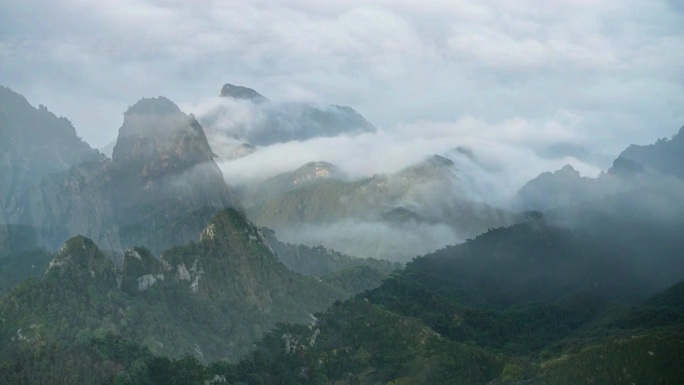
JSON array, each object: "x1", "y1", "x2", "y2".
[{"x1": 1, "y1": 0, "x2": 683, "y2": 168}]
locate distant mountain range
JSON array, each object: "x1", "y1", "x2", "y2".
[
  {"x1": 1, "y1": 83, "x2": 683, "y2": 384},
  {"x1": 516, "y1": 126, "x2": 684, "y2": 211},
  {"x1": 239, "y1": 155, "x2": 517, "y2": 261}
]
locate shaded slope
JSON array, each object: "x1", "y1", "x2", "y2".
[{"x1": 0, "y1": 209, "x2": 346, "y2": 364}]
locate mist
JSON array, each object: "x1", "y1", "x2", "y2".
[
  {"x1": 277, "y1": 219, "x2": 459, "y2": 263},
  {"x1": 187, "y1": 95, "x2": 602, "y2": 209},
  {"x1": 1, "y1": 0, "x2": 682, "y2": 261}
]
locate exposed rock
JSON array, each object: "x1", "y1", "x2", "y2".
[
  {"x1": 220, "y1": 83, "x2": 268, "y2": 103},
  {"x1": 1, "y1": 89, "x2": 239, "y2": 256}
]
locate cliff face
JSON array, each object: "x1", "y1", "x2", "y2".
[
  {"x1": 0, "y1": 86, "x2": 100, "y2": 227},
  {"x1": 108, "y1": 97, "x2": 238, "y2": 254},
  {"x1": 1, "y1": 90, "x2": 237, "y2": 255},
  {"x1": 20, "y1": 160, "x2": 121, "y2": 252}
]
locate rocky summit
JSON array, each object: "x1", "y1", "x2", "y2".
[
  {"x1": 220, "y1": 83, "x2": 268, "y2": 102},
  {"x1": 0, "y1": 91, "x2": 238, "y2": 255}
]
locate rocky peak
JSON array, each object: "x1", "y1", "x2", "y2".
[
  {"x1": 220, "y1": 83, "x2": 268, "y2": 103},
  {"x1": 111, "y1": 96, "x2": 214, "y2": 176},
  {"x1": 108, "y1": 96, "x2": 238, "y2": 254},
  {"x1": 46, "y1": 236, "x2": 117, "y2": 282}
]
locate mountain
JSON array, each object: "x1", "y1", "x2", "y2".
[
  {"x1": 516, "y1": 126, "x2": 684, "y2": 211},
  {"x1": 515, "y1": 164, "x2": 614, "y2": 211},
  {"x1": 199, "y1": 84, "x2": 376, "y2": 154},
  {"x1": 0, "y1": 209, "x2": 347, "y2": 369},
  {"x1": 616, "y1": 126, "x2": 684, "y2": 179},
  {"x1": 1, "y1": 92, "x2": 238, "y2": 255},
  {"x1": 243, "y1": 155, "x2": 515, "y2": 261},
  {"x1": 2, "y1": 85, "x2": 682, "y2": 384},
  {"x1": 220, "y1": 83, "x2": 268, "y2": 102},
  {"x1": 240, "y1": 161, "x2": 344, "y2": 208},
  {"x1": 227, "y1": 210, "x2": 684, "y2": 384},
  {"x1": 0, "y1": 86, "x2": 100, "y2": 205},
  {"x1": 0, "y1": 86, "x2": 102, "y2": 244},
  {"x1": 108, "y1": 97, "x2": 238, "y2": 254},
  {"x1": 13, "y1": 210, "x2": 682, "y2": 385}
]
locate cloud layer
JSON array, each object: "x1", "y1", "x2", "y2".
[{"x1": 1, "y1": 0, "x2": 682, "y2": 156}]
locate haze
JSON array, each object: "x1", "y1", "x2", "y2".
[{"x1": 1, "y1": 0, "x2": 683, "y2": 191}]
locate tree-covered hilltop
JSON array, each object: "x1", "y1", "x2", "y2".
[
  {"x1": 0, "y1": 208, "x2": 351, "y2": 366},
  {"x1": 2, "y1": 208, "x2": 683, "y2": 384}
]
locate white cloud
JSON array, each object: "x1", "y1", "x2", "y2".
[
  {"x1": 0, "y1": 0, "x2": 681, "y2": 158},
  {"x1": 206, "y1": 105, "x2": 600, "y2": 207}
]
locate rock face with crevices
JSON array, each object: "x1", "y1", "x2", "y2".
[
  {"x1": 1, "y1": 90, "x2": 238, "y2": 255},
  {"x1": 108, "y1": 97, "x2": 239, "y2": 254}
]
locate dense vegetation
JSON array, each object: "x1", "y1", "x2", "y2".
[
  {"x1": 0, "y1": 209, "x2": 350, "y2": 364},
  {"x1": 2, "y1": 212, "x2": 682, "y2": 385}
]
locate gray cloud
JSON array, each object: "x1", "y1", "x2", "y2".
[{"x1": 0, "y1": 0, "x2": 682, "y2": 164}]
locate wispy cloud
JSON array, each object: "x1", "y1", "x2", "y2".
[{"x1": 0, "y1": 0, "x2": 681, "y2": 159}]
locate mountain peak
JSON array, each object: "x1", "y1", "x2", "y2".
[
  {"x1": 558, "y1": 164, "x2": 580, "y2": 176},
  {"x1": 112, "y1": 96, "x2": 214, "y2": 171},
  {"x1": 47, "y1": 236, "x2": 116, "y2": 282},
  {"x1": 220, "y1": 83, "x2": 268, "y2": 102},
  {"x1": 124, "y1": 96, "x2": 181, "y2": 116}
]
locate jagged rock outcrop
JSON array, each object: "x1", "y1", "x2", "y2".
[
  {"x1": 120, "y1": 247, "x2": 164, "y2": 292},
  {"x1": 108, "y1": 97, "x2": 238, "y2": 254},
  {"x1": 0, "y1": 86, "x2": 100, "y2": 202},
  {"x1": 0, "y1": 86, "x2": 102, "y2": 243},
  {"x1": 1, "y1": 89, "x2": 238, "y2": 255},
  {"x1": 0, "y1": 210, "x2": 346, "y2": 362}
]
